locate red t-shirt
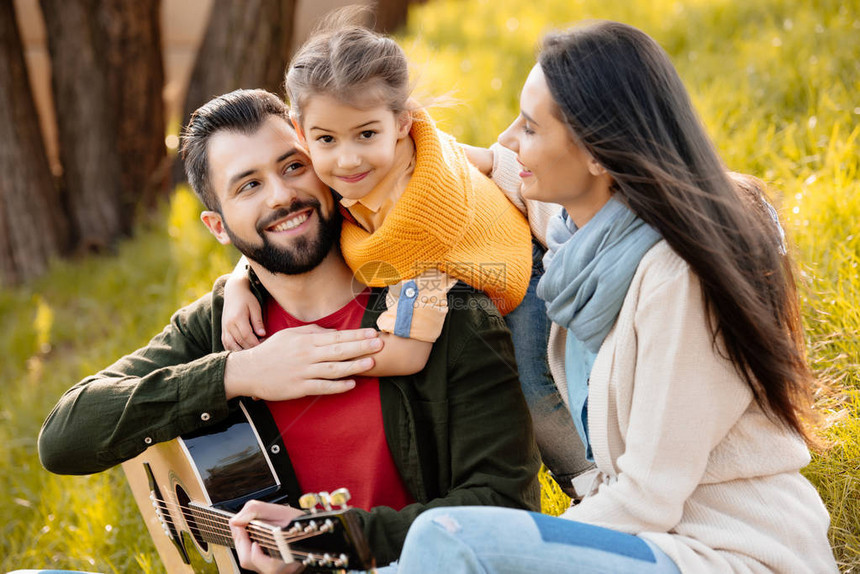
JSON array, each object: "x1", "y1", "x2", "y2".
[{"x1": 264, "y1": 290, "x2": 415, "y2": 512}]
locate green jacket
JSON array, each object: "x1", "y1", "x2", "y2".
[{"x1": 39, "y1": 275, "x2": 541, "y2": 566}]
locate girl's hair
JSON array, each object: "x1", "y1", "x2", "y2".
[
  {"x1": 538, "y1": 21, "x2": 815, "y2": 442},
  {"x1": 285, "y1": 7, "x2": 411, "y2": 124}
]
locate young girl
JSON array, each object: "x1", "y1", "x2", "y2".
[
  {"x1": 221, "y1": 13, "x2": 593, "y2": 488},
  {"x1": 384, "y1": 20, "x2": 837, "y2": 574},
  {"x1": 223, "y1": 16, "x2": 529, "y2": 368}
]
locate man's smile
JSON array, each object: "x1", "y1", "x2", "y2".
[{"x1": 266, "y1": 209, "x2": 312, "y2": 233}]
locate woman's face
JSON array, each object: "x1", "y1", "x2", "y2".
[{"x1": 499, "y1": 64, "x2": 612, "y2": 227}]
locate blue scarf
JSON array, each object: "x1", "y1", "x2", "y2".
[{"x1": 537, "y1": 198, "x2": 661, "y2": 460}]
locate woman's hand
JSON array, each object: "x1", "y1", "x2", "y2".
[
  {"x1": 230, "y1": 500, "x2": 307, "y2": 574},
  {"x1": 461, "y1": 143, "x2": 494, "y2": 176}
]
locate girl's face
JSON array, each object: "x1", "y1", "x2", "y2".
[
  {"x1": 499, "y1": 64, "x2": 612, "y2": 227},
  {"x1": 299, "y1": 93, "x2": 412, "y2": 201}
]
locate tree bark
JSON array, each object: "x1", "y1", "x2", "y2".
[
  {"x1": 0, "y1": 0, "x2": 68, "y2": 285},
  {"x1": 41, "y1": 0, "x2": 125, "y2": 250},
  {"x1": 98, "y1": 0, "x2": 168, "y2": 221},
  {"x1": 174, "y1": 0, "x2": 297, "y2": 185},
  {"x1": 374, "y1": 0, "x2": 411, "y2": 34}
]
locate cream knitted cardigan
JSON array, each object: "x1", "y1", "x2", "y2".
[
  {"x1": 490, "y1": 143, "x2": 836, "y2": 571},
  {"x1": 560, "y1": 241, "x2": 836, "y2": 573}
]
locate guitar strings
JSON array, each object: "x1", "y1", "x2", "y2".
[
  {"x1": 148, "y1": 497, "x2": 333, "y2": 558},
  {"x1": 152, "y1": 498, "x2": 281, "y2": 546},
  {"x1": 152, "y1": 502, "x2": 318, "y2": 561},
  {"x1": 152, "y1": 500, "x2": 281, "y2": 549},
  {"x1": 154, "y1": 500, "x2": 342, "y2": 557},
  {"x1": 182, "y1": 499, "x2": 338, "y2": 544},
  {"x1": 147, "y1": 495, "x2": 357, "y2": 566}
]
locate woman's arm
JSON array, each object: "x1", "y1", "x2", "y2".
[{"x1": 461, "y1": 143, "x2": 494, "y2": 175}]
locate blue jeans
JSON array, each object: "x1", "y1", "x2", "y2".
[
  {"x1": 377, "y1": 506, "x2": 681, "y2": 574},
  {"x1": 504, "y1": 240, "x2": 594, "y2": 494}
]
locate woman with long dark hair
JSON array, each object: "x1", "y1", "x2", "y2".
[{"x1": 389, "y1": 20, "x2": 837, "y2": 574}]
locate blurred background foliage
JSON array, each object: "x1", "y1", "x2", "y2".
[{"x1": 1, "y1": 0, "x2": 858, "y2": 571}]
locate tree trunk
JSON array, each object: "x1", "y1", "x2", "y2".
[
  {"x1": 41, "y1": 0, "x2": 125, "y2": 250},
  {"x1": 98, "y1": 0, "x2": 168, "y2": 221},
  {"x1": 0, "y1": 0, "x2": 68, "y2": 285},
  {"x1": 174, "y1": 0, "x2": 297, "y2": 185},
  {"x1": 374, "y1": 0, "x2": 411, "y2": 34}
]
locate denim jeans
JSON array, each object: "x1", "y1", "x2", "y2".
[
  {"x1": 376, "y1": 506, "x2": 681, "y2": 574},
  {"x1": 504, "y1": 240, "x2": 594, "y2": 494}
]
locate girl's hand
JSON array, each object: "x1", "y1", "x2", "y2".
[
  {"x1": 461, "y1": 143, "x2": 494, "y2": 176},
  {"x1": 223, "y1": 270, "x2": 266, "y2": 351}
]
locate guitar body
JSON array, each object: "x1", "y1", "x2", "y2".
[
  {"x1": 123, "y1": 436, "x2": 233, "y2": 573},
  {"x1": 122, "y1": 401, "x2": 288, "y2": 574},
  {"x1": 122, "y1": 401, "x2": 374, "y2": 573}
]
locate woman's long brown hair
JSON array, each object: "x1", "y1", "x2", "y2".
[{"x1": 539, "y1": 21, "x2": 815, "y2": 442}]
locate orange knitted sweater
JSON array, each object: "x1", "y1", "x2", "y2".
[{"x1": 340, "y1": 110, "x2": 531, "y2": 315}]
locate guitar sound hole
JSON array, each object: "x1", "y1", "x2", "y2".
[
  {"x1": 175, "y1": 484, "x2": 209, "y2": 553},
  {"x1": 180, "y1": 531, "x2": 220, "y2": 574}
]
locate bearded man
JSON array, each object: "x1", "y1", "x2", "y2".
[{"x1": 38, "y1": 89, "x2": 540, "y2": 571}]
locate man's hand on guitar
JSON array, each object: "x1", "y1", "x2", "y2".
[
  {"x1": 230, "y1": 500, "x2": 306, "y2": 574},
  {"x1": 224, "y1": 324, "x2": 383, "y2": 401}
]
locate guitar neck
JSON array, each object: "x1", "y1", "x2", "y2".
[{"x1": 187, "y1": 502, "x2": 292, "y2": 562}]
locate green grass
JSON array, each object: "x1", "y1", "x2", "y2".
[
  {"x1": 2, "y1": 0, "x2": 858, "y2": 570},
  {"x1": 0, "y1": 187, "x2": 236, "y2": 573}
]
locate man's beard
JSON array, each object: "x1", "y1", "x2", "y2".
[{"x1": 222, "y1": 199, "x2": 341, "y2": 275}]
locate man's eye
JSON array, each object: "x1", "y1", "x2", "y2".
[
  {"x1": 238, "y1": 181, "x2": 260, "y2": 193},
  {"x1": 284, "y1": 161, "x2": 305, "y2": 173}
]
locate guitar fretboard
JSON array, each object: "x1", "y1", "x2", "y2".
[{"x1": 187, "y1": 502, "x2": 293, "y2": 560}]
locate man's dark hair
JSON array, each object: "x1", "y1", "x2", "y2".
[{"x1": 180, "y1": 89, "x2": 289, "y2": 211}]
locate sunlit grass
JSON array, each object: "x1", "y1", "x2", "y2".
[
  {"x1": 0, "y1": 188, "x2": 233, "y2": 573},
  {"x1": 2, "y1": 0, "x2": 858, "y2": 570}
]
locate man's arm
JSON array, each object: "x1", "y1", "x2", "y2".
[
  {"x1": 354, "y1": 290, "x2": 543, "y2": 566},
  {"x1": 38, "y1": 289, "x2": 231, "y2": 475},
  {"x1": 39, "y1": 279, "x2": 382, "y2": 475}
]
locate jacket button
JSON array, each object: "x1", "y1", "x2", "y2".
[
  {"x1": 144, "y1": 437, "x2": 153, "y2": 445},
  {"x1": 201, "y1": 412, "x2": 211, "y2": 421}
]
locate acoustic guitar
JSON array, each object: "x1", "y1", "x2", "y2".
[{"x1": 121, "y1": 401, "x2": 374, "y2": 573}]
